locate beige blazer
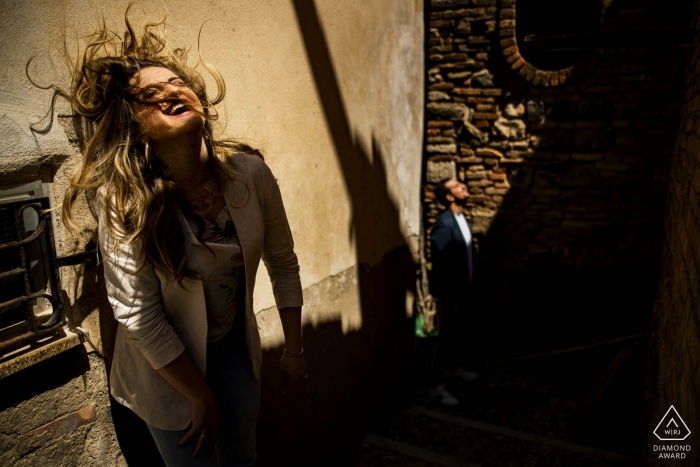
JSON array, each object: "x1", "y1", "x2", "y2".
[{"x1": 98, "y1": 153, "x2": 303, "y2": 430}]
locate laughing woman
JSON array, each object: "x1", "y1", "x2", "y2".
[{"x1": 60, "y1": 13, "x2": 305, "y2": 467}]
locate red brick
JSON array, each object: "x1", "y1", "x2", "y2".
[
  {"x1": 502, "y1": 45, "x2": 518, "y2": 56},
  {"x1": 428, "y1": 121, "x2": 454, "y2": 128},
  {"x1": 511, "y1": 57, "x2": 526, "y2": 71},
  {"x1": 505, "y1": 52, "x2": 521, "y2": 64},
  {"x1": 483, "y1": 89, "x2": 503, "y2": 96},
  {"x1": 430, "y1": 20, "x2": 455, "y2": 28},
  {"x1": 500, "y1": 37, "x2": 516, "y2": 48},
  {"x1": 520, "y1": 63, "x2": 537, "y2": 82},
  {"x1": 500, "y1": 7, "x2": 515, "y2": 19},
  {"x1": 467, "y1": 97, "x2": 495, "y2": 104},
  {"x1": 429, "y1": 82, "x2": 455, "y2": 91},
  {"x1": 472, "y1": 112, "x2": 499, "y2": 120},
  {"x1": 454, "y1": 87, "x2": 482, "y2": 96},
  {"x1": 429, "y1": 45, "x2": 454, "y2": 54},
  {"x1": 16, "y1": 405, "x2": 97, "y2": 455},
  {"x1": 443, "y1": 53, "x2": 468, "y2": 61},
  {"x1": 476, "y1": 148, "x2": 504, "y2": 158},
  {"x1": 476, "y1": 104, "x2": 496, "y2": 111}
]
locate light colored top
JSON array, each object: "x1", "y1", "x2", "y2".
[
  {"x1": 100, "y1": 153, "x2": 303, "y2": 430},
  {"x1": 183, "y1": 207, "x2": 246, "y2": 343},
  {"x1": 453, "y1": 212, "x2": 473, "y2": 283}
]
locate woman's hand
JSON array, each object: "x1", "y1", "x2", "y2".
[
  {"x1": 178, "y1": 388, "x2": 220, "y2": 457},
  {"x1": 155, "y1": 351, "x2": 220, "y2": 457},
  {"x1": 277, "y1": 306, "x2": 306, "y2": 396},
  {"x1": 280, "y1": 353, "x2": 307, "y2": 396}
]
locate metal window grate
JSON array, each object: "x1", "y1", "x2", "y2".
[
  {"x1": 0, "y1": 197, "x2": 64, "y2": 354},
  {"x1": 0, "y1": 186, "x2": 97, "y2": 356},
  {"x1": 0, "y1": 208, "x2": 24, "y2": 316}
]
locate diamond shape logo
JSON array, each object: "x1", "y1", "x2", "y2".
[{"x1": 654, "y1": 406, "x2": 691, "y2": 441}]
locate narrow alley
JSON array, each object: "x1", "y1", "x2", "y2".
[{"x1": 346, "y1": 335, "x2": 649, "y2": 466}]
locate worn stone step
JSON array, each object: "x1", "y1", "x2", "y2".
[
  {"x1": 381, "y1": 409, "x2": 627, "y2": 467},
  {"x1": 409, "y1": 406, "x2": 626, "y2": 461},
  {"x1": 363, "y1": 433, "x2": 483, "y2": 467}
]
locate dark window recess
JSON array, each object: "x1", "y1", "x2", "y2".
[
  {"x1": 0, "y1": 189, "x2": 97, "y2": 356},
  {"x1": 516, "y1": 0, "x2": 603, "y2": 70}
]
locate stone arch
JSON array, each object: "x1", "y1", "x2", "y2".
[{"x1": 499, "y1": 0, "x2": 607, "y2": 87}]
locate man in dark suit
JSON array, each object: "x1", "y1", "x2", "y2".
[{"x1": 427, "y1": 177, "x2": 478, "y2": 406}]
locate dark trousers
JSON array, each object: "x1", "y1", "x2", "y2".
[
  {"x1": 148, "y1": 315, "x2": 259, "y2": 467},
  {"x1": 430, "y1": 298, "x2": 476, "y2": 386}
]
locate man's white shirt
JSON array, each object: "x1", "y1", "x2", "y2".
[{"x1": 453, "y1": 212, "x2": 473, "y2": 283}]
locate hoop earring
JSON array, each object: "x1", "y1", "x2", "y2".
[{"x1": 144, "y1": 140, "x2": 151, "y2": 164}]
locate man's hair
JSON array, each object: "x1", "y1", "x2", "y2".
[{"x1": 433, "y1": 178, "x2": 453, "y2": 206}]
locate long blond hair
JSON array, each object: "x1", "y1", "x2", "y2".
[{"x1": 60, "y1": 8, "x2": 259, "y2": 283}]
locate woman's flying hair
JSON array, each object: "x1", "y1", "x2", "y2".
[{"x1": 56, "y1": 6, "x2": 260, "y2": 283}]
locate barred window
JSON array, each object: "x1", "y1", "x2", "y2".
[
  {"x1": 516, "y1": 0, "x2": 603, "y2": 70},
  {"x1": 0, "y1": 181, "x2": 95, "y2": 378}
]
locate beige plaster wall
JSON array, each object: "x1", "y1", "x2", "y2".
[{"x1": 0, "y1": 0, "x2": 423, "y2": 350}]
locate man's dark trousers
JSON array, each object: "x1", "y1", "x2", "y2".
[{"x1": 429, "y1": 208, "x2": 477, "y2": 383}]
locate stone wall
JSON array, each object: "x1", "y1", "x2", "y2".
[
  {"x1": 647, "y1": 0, "x2": 700, "y2": 464},
  {"x1": 423, "y1": 0, "x2": 691, "y2": 357},
  {"x1": 0, "y1": 350, "x2": 123, "y2": 466}
]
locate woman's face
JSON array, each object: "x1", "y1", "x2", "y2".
[{"x1": 129, "y1": 66, "x2": 205, "y2": 144}]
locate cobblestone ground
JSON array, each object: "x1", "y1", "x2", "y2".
[{"x1": 334, "y1": 342, "x2": 645, "y2": 467}]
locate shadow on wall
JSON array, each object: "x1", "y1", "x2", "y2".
[
  {"x1": 427, "y1": 0, "x2": 688, "y2": 360},
  {"x1": 256, "y1": 0, "x2": 417, "y2": 464},
  {"x1": 58, "y1": 0, "x2": 419, "y2": 466}
]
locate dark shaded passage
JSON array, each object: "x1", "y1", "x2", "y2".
[{"x1": 345, "y1": 0, "x2": 696, "y2": 465}]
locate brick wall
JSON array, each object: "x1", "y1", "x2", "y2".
[
  {"x1": 423, "y1": 0, "x2": 691, "y2": 355},
  {"x1": 649, "y1": 0, "x2": 700, "y2": 464}
]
